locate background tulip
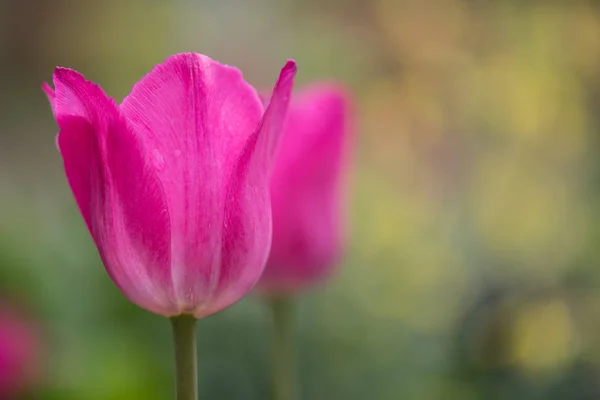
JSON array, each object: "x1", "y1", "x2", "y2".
[
  {"x1": 0, "y1": 302, "x2": 39, "y2": 398},
  {"x1": 258, "y1": 83, "x2": 352, "y2": 295},
  {"x1": 257, "y1": 83, "x2": 352, "y2": 400}
]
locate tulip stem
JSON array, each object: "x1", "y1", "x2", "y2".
[
  {"x1": 171, "y1": 315, "x2": 198, "y2": 400},
  {"x1": 270, "y1": 296, "x2": 296, "y2": 400}
]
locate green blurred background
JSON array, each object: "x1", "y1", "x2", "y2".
[{"x1": 2, "y1": 0, "x2": 600, "y2": 399}]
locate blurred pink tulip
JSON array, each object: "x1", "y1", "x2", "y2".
[
  {"x1": 0, "y1": 303, "x2": 39, "y2": 397},
  {"x1": 43, "y1": 53, "x2": 297, "y2": 318},
  {"x1": 257, "y1": 84, "x2": 352, "y2": 295}
]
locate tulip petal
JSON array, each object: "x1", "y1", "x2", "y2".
[
  {"x1": 198, "y1": 60, "x2": 297, "y2": 317},
  {"x1": 50, "y1": 68, "x2": 175, "y2": 315},
  {"x1": 52, "y1": 68, "x2": 113, "y2": 232},
  {"x1": 120, "y1": 53, "x2": 265, "y2": 312}
]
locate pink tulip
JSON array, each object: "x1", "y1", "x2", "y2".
[
  {"x1": 43, "y1": 53, "x2": 297, "y2": 318},
  {"x1": 0, "y1": 303, "x2": 39, "y2": 397},
  {"x1": 257, "y1": 84, "x2": 352, "y2": 295}
]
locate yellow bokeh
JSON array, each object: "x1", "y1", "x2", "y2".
[{"x1": 510, "y1": 298, "x2": 575, "y2": 372}]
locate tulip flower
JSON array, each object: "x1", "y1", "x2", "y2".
[
  {"x1": 256, "y1": 83, "x2": 352, "y2": 400},
  {"x1": 0, "y1": 303, "x2": 39, "y2": 398},
  {"x1": 44, "y1": 53, "x2": 296, "y2": 400},
  {"x1": 259, "y1": 83, "x2": 351, "y2": 295}
]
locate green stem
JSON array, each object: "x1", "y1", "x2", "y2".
[
  {"x1": 171, "y1": 315, "x2": 198, "y2": 400},
  {"x1": 270, "y1": 297, "x2": 296, "y2": 400}
]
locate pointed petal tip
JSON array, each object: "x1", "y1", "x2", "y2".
[
  {"x1": 284, "y1": 59, "x2": 297, "y2": 69},
  {"x1": 52, "y1": 67, "x2": 107, "y2": 94},
  {"x1": 52, "y1": 67, "x2": 95, "y2": 90},
  {"x1": 281, "y1": 60, "x2": 297, "y2": 80},
  {"x1": 269, "y1": 60, "x2": 297, "y2": 103},
  {"x1": 42, "y1": 82, "x2": 55, "y2": 110},
  {"x1": 41, "y1": 82, "x2": 54, "y2": 97}
]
